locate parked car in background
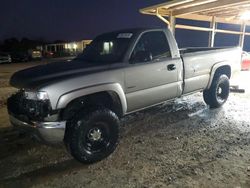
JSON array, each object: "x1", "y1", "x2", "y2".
[
  {"x1": 43, "y1": 51, "x2": 54, "y2": 58},
  {"x1": 11, "y1": 51, "x2": 29, "y2": 63},
  {"x1": 28, "y1": 49, "x2": 42, "y2": 60},
  {"x1": 0, "y1": 52, "x2": 11, "y2": 64},
  {"x1": 241, "y1": 51, "x2": 250, "y2": 71}
]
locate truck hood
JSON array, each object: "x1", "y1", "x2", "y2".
[{"x1": 10, "y1": 60, "x2": 111, "y2": 89}]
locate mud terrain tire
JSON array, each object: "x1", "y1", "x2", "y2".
[
  {"x1": 203, "y1": 74, "x2": 230, "y2": 108},
  {"x1": 65, "y1": 108, "x2": 120, "y2": 163}
]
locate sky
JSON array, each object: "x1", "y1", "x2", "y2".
[{"x1": 1, "y1": 0, "x2": 250, "y2": 50}]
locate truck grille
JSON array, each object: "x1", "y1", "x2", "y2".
[
  {"x1": 7, "y1": 91, "x2": 25, "y2": 115},
  {"x1": 7, "y1": 91, "x2": 52, "y2": 121}
]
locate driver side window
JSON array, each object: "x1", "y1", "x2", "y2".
[{"x1": 130, "y1": 31, "x2": 171, "y2": 63}]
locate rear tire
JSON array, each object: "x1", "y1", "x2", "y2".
[
  {"x1": 65, "y1": 108, "x2": 120, "y2": 164},
  {"x1": 203, "y1": 74, "x2": 230, "y2": 108}
]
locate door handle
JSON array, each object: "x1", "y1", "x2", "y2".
[{"x1": 167, "y1": 64, "x2": 176, "y2": 71}]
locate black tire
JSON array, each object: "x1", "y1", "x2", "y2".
[
  {"x1": 65, "y1": 108, "x2": 120, "y2": 164},
  {"x1": 203, "y1": 74, "x2": 230, "y2": 108}
]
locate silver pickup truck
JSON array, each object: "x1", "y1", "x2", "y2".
[{"x1": 7, "y1": 28, "x2": 241, "y2": 163}]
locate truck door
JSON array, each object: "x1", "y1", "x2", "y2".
[{"x1": 125, "y1": 31, "x2": 181, "y2": 112}]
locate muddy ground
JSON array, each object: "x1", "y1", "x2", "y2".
[{"x1": 0, "y1": 62, "x2": 250, "y2": 188}]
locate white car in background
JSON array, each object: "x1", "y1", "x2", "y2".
[
  {"x1": 28, "y1": 50, "x2": 42, "y2": 60},
  {"x1": 0, "y1": 52, "x2": 11, "y2": 64}
]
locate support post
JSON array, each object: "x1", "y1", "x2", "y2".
[
  {"x1": 169, "y1": 11, "x2": 176, "y2": 36},
  {"x1": 208, "y1": 16, "x2": 216, "y2": 47},
  {"x1": 239, "y1": 22, "x2": 246, "y2": 49},
  {"x1": 54, "y1": 45, "x2": 57, "y2": 52}
]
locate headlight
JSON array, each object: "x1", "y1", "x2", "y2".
[
  {"x1": 37, "y1": 91, "x2": 49, "y2": 100},
  {"x1": 24, "y1": 91, "x2": 49, "y2": 100}
]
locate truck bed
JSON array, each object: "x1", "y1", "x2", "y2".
[
  {"x1": 180, "y1": 47, "x2": 235, "y2": 55},
  {"x1": 180, "y1": 47, "x2": 242, "y2": 94}
]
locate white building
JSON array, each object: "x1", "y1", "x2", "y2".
[{"x1": 41, "y1": 40, "x2": 92, "y2": 56}]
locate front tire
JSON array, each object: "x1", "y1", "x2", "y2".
[
  {"x1": 65, "y1": 108, "x2": 120, "y2": 164},
  {"x1": 203, "y1": 74, "x2": 230, "y2": 108}
]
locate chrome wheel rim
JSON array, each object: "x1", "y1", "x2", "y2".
[
  {"x1": 216, "y1": 83, "x2": 228, "y2": 103},
  {"x1": 83, "y1": 122, "x2": 110, "y2": 154}
]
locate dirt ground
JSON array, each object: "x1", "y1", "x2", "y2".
[{"x1": 0, "y1": 62, "x2": 250, "y2": 188}]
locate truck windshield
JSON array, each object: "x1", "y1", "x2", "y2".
[{"x1": 76, "y1": 32, "x2": 134, "y2": 63}]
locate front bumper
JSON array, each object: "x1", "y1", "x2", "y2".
[{"x1": 9, "y1": 115, "x2": 66, "y2": 144}]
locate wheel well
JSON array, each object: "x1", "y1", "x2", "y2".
[
  {"x1": 60, "y1": 91, "x2": 123, "y2": 120},
  {"x1": 214, "y1": 65, "x2": 231, "y2": 79}
]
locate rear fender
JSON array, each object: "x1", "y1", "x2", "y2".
[{"x1": 206, "y1": 61, "x2": 231, "y2": 89}]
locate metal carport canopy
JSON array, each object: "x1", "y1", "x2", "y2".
[{"x1": 140, "y1": 0, "x2": 250, "y2": 48}]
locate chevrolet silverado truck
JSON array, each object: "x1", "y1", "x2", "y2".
[{"x1": 7, "y1": 28, "x2": 241, "y2": 163}]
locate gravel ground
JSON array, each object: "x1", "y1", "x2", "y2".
[{"x1": 0, "y1": 62, "x2": 250, "y2": 188}]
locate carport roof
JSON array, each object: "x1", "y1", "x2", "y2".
[{"x1": 140, "y1": 0, "x2": 250, "y2": 25}]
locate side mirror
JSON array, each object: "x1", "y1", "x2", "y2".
[{"x1": 131, "y1": 50, "x2": 152, "y2": 63}]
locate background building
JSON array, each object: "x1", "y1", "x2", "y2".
[{"x1": 40, "y1": 40, "x2": 92, "y2": 57}]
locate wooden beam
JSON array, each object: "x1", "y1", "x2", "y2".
[
  {"x1": 175, "y1": 23, "x2": 250, "y2": 37},
  {"x1": 167, "y1": 0, "x2": 217, "y2": 11},
  {"x1": 244, "y1": 32, "x2": 250, "y2": 36},
  {"x1": 139, "y1": 7, "x2": 169, "y2": 17},
  {"x1": 216, "y1": 29, "x2": 242, "y2": 35},
  {"x1": 176, "y1": 13, "x2": 250, "y2": 25},
  {"x1": 172, "y1": 0, "x2": 250, "y2": 16},
  {"x1": 201, "y1": 8, "x2": 240, "y2": 16},
  {"x1": 156, "y1": 8, "x2": 170, "y2": 25},
  {"x1": 156, "y1": 14, "x2": 170, "y2": 25},
  {"x1": 139, "y1": 0, "x2": 193, "y2": 14},
  {"x1": 175, "y1": 24, "x2": 213, "y2": 31},
  {"x1": 176, "y1": 13, "x2": 213, "y2": 22}
]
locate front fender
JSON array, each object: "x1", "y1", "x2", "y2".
[{"x1": 56, "y1": 83, "x2": 127, "y2": 115}]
